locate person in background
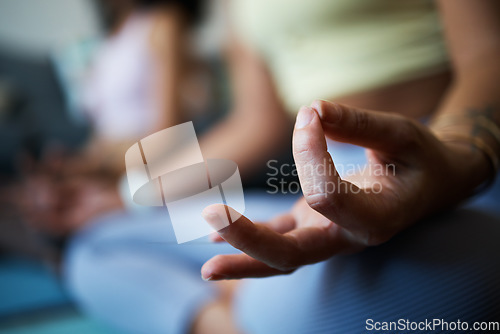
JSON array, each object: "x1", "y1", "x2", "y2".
[
  {"x1": 21, "y1": 0, "x2": 207, "y2": 236},
  {"x1": 84, "y1": 0, "x2": 203, "y2": 140}
]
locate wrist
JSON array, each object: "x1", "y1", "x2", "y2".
[
  {"x1": 439, "y1": 135, "x2": 497, "y2": 196},
  {"x1": 431, "y1": 112, "x2": 500, "y2": 195}
]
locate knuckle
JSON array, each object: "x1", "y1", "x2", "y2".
[
  {"x1": 305, "y1": 193, "x2": 329, "y2": 211},
  {"x1": 293, "y1": 140, "x2": 312, "y2": 156},
  {"x1": 304, "y1": 192, "x2": 341, "y2": 216},
  {"x1": 352, "y1": 109, "x2": 370, "y2": 135},
  {"x1": 275, "y1": 257, "x2": 299, "y2": 272},
  {"x1": 292, "y1": 132, "x2": 314, "y2": 157},
  {"x1": 233, "y1": 231, "x2": 253, "y2": 250},
  {"x1": 281, "y1": 268, "x2": 296, "y2": 275},
  {"x1": 397, "y1": 118, "x2": 425, "y2": 150},
  {"x1": 361, "y1": 229, "x2": 393, "y2": 247}
]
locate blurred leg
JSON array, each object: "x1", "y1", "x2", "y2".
[
  {"x1": 234, "y1": 207, "x2": 500, "y2": 333},
  {"x1": 64, "y1": 209, "x2": 236, "y2": 334},
  {"x1": 64, "y1": 192, "x2": 298, "y2": 334}
]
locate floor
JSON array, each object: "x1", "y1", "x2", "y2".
[{"x1": 0, "y1": 256, "x2": 119, "y2": 334}]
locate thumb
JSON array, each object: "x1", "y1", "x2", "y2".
[{"x1": 292, "y1": 106, "x2": 369, "y2": 229}]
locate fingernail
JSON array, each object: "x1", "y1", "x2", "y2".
[
  {"x1": 295, "y1": 106, "x2": 315, "y2": 129},
  {"x1": 201, "y1": 266, "x2": 227, "y2": 281},
  {"x1": 201, "y1": 263, "x2": 213, "y2": 281},
  {"x1": 202, "y1": 274, "x2": 213, "y2": 281},
  {"x1": 311, "y1": 100, "x2": 342, "y2": 124},
  {"x1": 202, "y1": 273, "x2": 228, "y2": 281}
]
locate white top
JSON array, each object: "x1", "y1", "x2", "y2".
[{"x1": 83, "y1": 12, "x2": 159, "y2": 141}]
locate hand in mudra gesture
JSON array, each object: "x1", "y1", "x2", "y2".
[{"x1": 201, "y1": 100, "x2": 487, "y2": 280}]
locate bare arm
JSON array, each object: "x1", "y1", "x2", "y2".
[
  {"x1": 430, "y1": 0, "x2": 500, "y2": 194},
  {"x1": 149, "y1": 5, "x2": 189, "y2": 130},
  {"x1": 197, "y1": 38, "x2": 293, "y2": 181},
  {"x1": 150, "y1": 6, "x2": 292, "y2": 181}
]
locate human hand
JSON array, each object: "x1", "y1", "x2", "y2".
[
  {"x1": 201, "y1": 100, "x2": 489, "y2": 280},
  {"x1": 20, "y1": 149, "x2": 124, "y2": 236}
]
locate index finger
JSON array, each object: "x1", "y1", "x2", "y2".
[
  {"x1": 209, "y1": 213, "x2": 296, "y2": 242},
  {"x1": 202, "y1": 204, "x2": 351, "y2": 271},
  {"x1": 202, "y1": 204, "x2": 300, "y2": 271},
  {"x1": 311, "y1": 100, "x2": 419, "y2": 153}
]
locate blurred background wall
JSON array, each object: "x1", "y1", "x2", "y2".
[
  {"x1": 0, "y1": 0, "x2": 100, "y2": 55},
  {"x1": 0, "y1": 2, "x2": 111, "y2": 332}
]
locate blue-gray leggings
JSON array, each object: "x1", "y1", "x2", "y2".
[{"x1": 64, "y1": 144, "x2": 500, "y2": 334}]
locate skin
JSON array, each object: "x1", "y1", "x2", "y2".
[
  {"x1": 193, "y1": 1, "x2": 500, "y2": 332},
  {"x1": 16, "y1": 1, "x2": 499, "y2": 332},
  {"x1": 195, "y1": 38, "x2": 294, "y2": 180}
]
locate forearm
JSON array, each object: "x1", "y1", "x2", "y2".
[
  {"x1": 430, "y1": 0, "x2": 500, "y2": 196},
  {"x1": 430, "y1": 59, "x2": 500, "y2": 193},
  {"x1": 198, "y1": 35, "x2": 294, "y2": 182},
  {"x1": 198, "y1": 110, "x2": 293, "y2": 181},
  {"x1": 149, "y1": 6, "x2": 190, "y2": 131}
]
